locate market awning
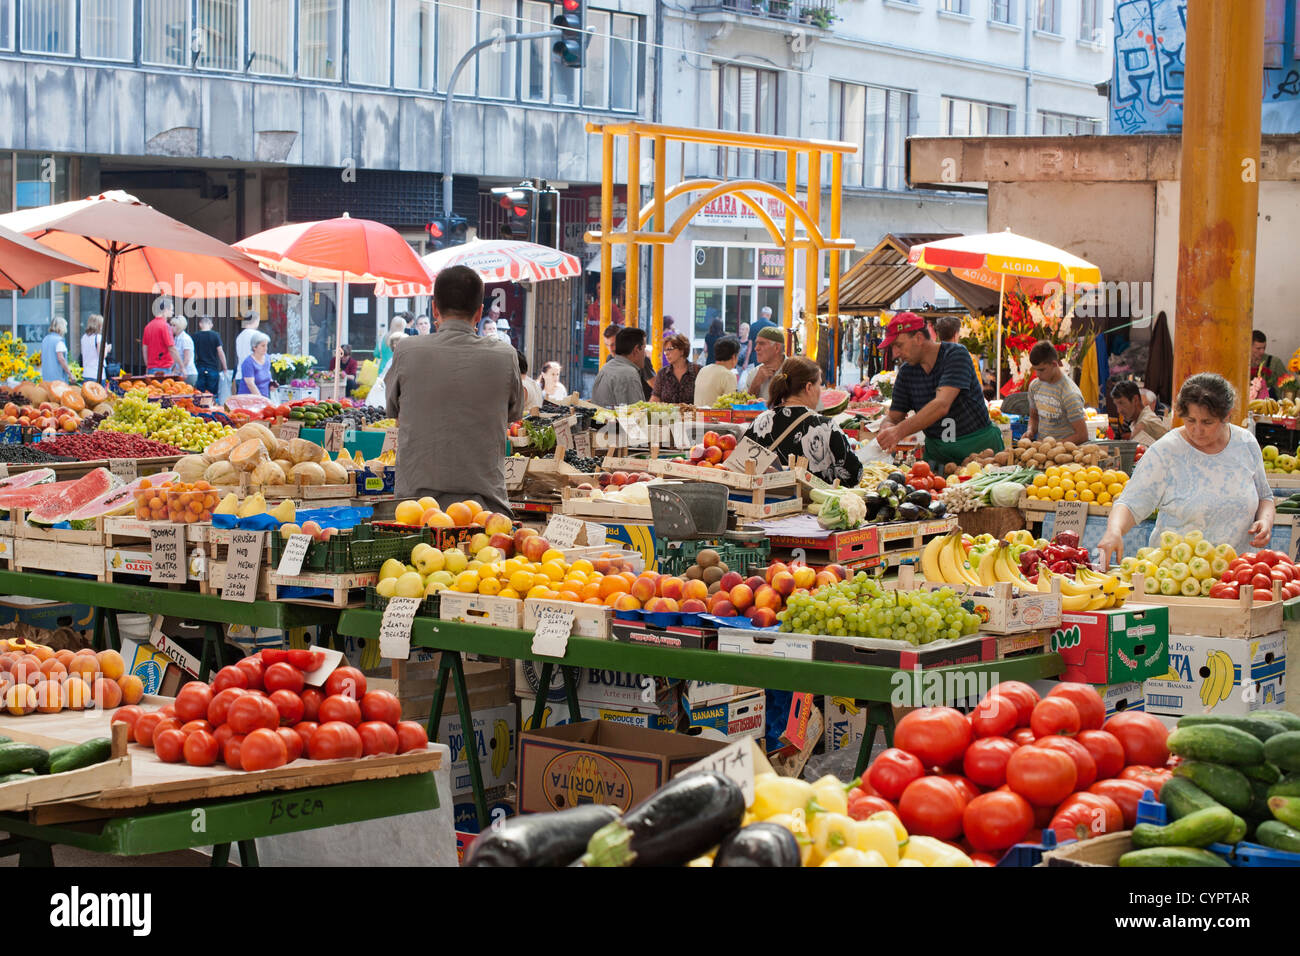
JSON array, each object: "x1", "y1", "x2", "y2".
[{"x1": 818, "y1": 233, "x2": 1002, "y2": 316}]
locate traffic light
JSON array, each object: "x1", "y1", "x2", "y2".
[
  {"x1": 552, "y1": 0, "x2": 585, "y2": 69},
  {"x1": 535, "y1": 189, "x2": 559, "y2": 249},
  {"x1": 498, "y1": 190, "x2": 534, "y2": 241},
  {"x1": 426, "y1": 215, "x2": 470, "y2": 250}
]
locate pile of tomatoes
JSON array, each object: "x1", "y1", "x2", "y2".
[
  {"x1": 111, "y1": 649, "x2": 429, "y2": 772},
  {"x1": 1210, "y1": 548, "x2": 1300, "y2": 602},
  {"x1": 904, "y1": 461, "x2": 947, "y2": 494},
  {"x1": 849, "y1": 682, "x2": 1172, "y2": 863}
]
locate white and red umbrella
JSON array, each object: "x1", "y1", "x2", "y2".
[{"x1": 377, "y1": 238, "x2": 581, "y2": 297}]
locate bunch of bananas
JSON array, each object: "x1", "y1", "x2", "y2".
[
  {"x1": 1249, "y1": 398, "x2": 1298, "y2": 416},
  {"x1": 1038, "y1": 566, "x2": 1131, "y2": 611},
  {"x1": 490, "y1": 718, "x2": 511, "y2": 777},
  {"x1": 1198, "y1": 650, "x2": 1235, "y2": 707},
  {"x1": 921, "y1": 531, "x2": 1038, "y2": 590}
]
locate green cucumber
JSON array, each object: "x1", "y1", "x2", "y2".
[
  {"x1": 1132, "y1": 806, "x2": 1235, "y2": 849},
  {"x1": 1248, "y1": 778, "x2": 1273, "y2": 820},
  {"x1": 1172, "y1": 762, "x2": 1253, "y2": 814},
  {"x1": 0, "y1": 743, "x2": 49, "y2": 775},
  {"x1": 1263, "y1": 732, "x2": 1300, "y2": 773},
  {"x1": 1257, "y1": 712, "x2": 1300, "y2": 732},
  {"x1": 1268, "y1": 774, "x2": 1300, "y2": 799},
  {"x1": 1167, "y1": 726, "x2": 1265, "y2": 766},
  {"x1": 1177, "y1": 714, "x2": 1285, "y2": 742},
  {"x1": 1240, "y1": 762, "x2": 1283, "y2": 784},
  {"x1": 1160, "y1": 777, "x2": 1221, "y2": 819},
  {"x1": 1119, "y1": 847, "x2": 1230, "y2": 867},
  {"x1": 48, "y1": 738, "x2": 112, "y2": 775},
  {"x1": 1255, "y1": 820, "x2": 1300, "y2": 853},
  {"x1": 0, "y1": 772, "x2": 34, "y2": 784},
  {"x1": 1228, "y1": 814, "x2": 1248, "y2": 844},
  {"x1": 0, "y1": 736, "x2": 10, "y2": 745},
  {"x1": 1270, "y1": 795, "x2": 1300, "y2": 828}
]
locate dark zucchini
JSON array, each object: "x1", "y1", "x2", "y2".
[
  {"x1": 581, "y1": 771, "x2": 745, "y2": 867},
  {"x1": 714, "y1": 823, "x2": 801, "y2": 868},
  {"x1": 0, "y1": 772, "x2": 35, "y2": 784},
  {"x1": 463, "y1": 805, "x2": 620, "y2": 867}
]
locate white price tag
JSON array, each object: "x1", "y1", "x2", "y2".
[
  {"x1": 277, "y1": 420, "x2": 302, "y2": 441},
  {"x1": 583, "y1": 522, "x2": 607, "y2": 547},
  {"x1": 530, "y1": 606, "x2": 574, "y2": 659},
  {"x1": 223, "y1": 530, "x2": 266, "y2": 603},
  {"x1": 109, "y1": 458, "x2": 138, "y2": 482},
  {"x1": 379, "y1": 596, "x2": 422, "y2": 660},
  {"x1": 148, "y1": 525, "x2": 185, "y2": 584},
  {"x1": 504, "y1": 456, "x2": 528, "y2": 490},
  {"x1": 681, "y1": 739, "x2": 757, "y2": 807},
  {"x1": 553, "y1": 416, "x2": 573, "y2": 451},
  {"x1": 573, "y1": 431, "x2": 592, "y2": 458},
  {"x1": 544, "y1": 513, "x2": 585, "y2": 549},
  {"x1": 275, "y1": 533, "x2": 314, "y2": 576},
  {"x1": 0, "y1": 463, "x2": 10, "y2": 480},
  {"x1": 381, "y1": 428, "x2": 398, "y2": 454},
  {"x1": 323, "y1": 422, "x2": 346, "y2": 453},
  {"x1": 198, "y1": 393, "x2": 214, "y2": 408},
  {"x1": 1054, "y1": 499, "x2": 1089, "y2": 539},
  {"x1": 722, "y1": 436, "x2": 778, "y2": 474}
]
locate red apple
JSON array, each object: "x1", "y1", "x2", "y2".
[
  {"x1": 719, "y1": 434, "x2": 737, "y2": 452},
  {"x1": 488, "y1": 533, "x2": 515, "y2": 557}
]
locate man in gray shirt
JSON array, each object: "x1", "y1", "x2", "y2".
[
  {"x1": 591, "y1": 326, "x2": 648, "y2": 408},
  {"x1": 388, "y1": 265, "x2": 523, "y2": 517}
]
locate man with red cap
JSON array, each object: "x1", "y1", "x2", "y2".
[{"x1": 875, "y1": 312, "x2": 1001, "y2": 470}]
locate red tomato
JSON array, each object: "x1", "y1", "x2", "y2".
[
  {"x1": 269, "y1": 690, "x2": 305, "y2": 726},
  {"x1": 893, "y1": 707, "x2": 971, "y2": 769},
  {"x1": 986, "y1": 681, "x2": 1040, "y2": 727},
  {"x1": 173, "y1": 682, "x2": 213, "y2": 723},
  {"x1": 1050, "y1": 792, "x2": 1123, "y2": 842},
  {"x1": 111, "y1": 705, "x2": 144, "y2": 731},
  {"x1": 1118, "y1": 764, "x2": 1171, "y2": 796},
  {"x1": 361, "y1": 690, "x2": 403, "y2": 727},
  {"x1": 1253, "y1": 562, "x2": 1272, "y2": 577},
  {"x1": 318, "y1": 694, "x2": 363, "y2": 726},
  {"x1": 962, "y1": 790, "x2": 1034, "y2": 853},
  {"x1": 158, "y1": 704, "x2": 176, "y2": 718},
  {"x1": 1103, "y1": 711, "x2": 1170, "y2": 767},
  {"x1": 940, "y1": 774, "x2": 981, "y2": 804},
  {"x1": 154, "y1": 728, "x2": 186, "y2": 763},
  {"x1": 308, "y1": 721, "x2": 364, "y2": 759},
  {"x1": 1076, "y1": 729, "x2": 1126, "y2": 780},
  {"x1": 866, "y1": 748, "x2": 926, "y2": 801},
  {"x1": 212, "y1": 665, "x2": 247, "y2": 692},
  {"x1": 222, "y1": 733, "x2": 246, "y2": 767},
  {"x1": 1035, "y1": 735, "x2": 1097, "y2": 790},
  {"x1": 288, "y1": 649, "x2": 326, "y2": 672},
  {"x1": 225, "y1": 694, "x2": 280, "y2": 735},
  {"x1": 235, "y1": 656, "x2": 265, "y2": 690},
  {"x1": 395, "y1": 720, "x2": 429, "y2": 754},
  {"x1": 898, "y1": 776, "x2": 967, "y2": 840},
  {"x1": 1046, "y1": 682, "x2": 1105, "y2": 730},
  {"x1": 1031, "y1": 697, "x2": 1080, "y2": 738},
  {"x1": 293, "y1": 721, "x2": 319, "y2": 752},
  {"x1": 963, "y1": 736, "x2": 1019, "y2": 789},
  {"x1": 1252, "y1": 573, "x2": 1273, "y2": 591},
  {"x1": 276, "y1": 726, "x2": 304, "y2": 762},
  {"x1": 261, "y1": 649, "x2": 290, "y2": 666},
  {"x1": 358, "y1": 721, "x2": 399, "y2": 756},
  {"x1": 970, "y1": 693, "x2": 1019, "y2": 738},
  {"x1": 1009, "y1": 727, "x2": 1037, "y2": 746},
  {"x1": 324, "y1": 665, "x2": 367, "y2": 701},
  {"x1": 911, "y1": 461, "x2": 931, "y2": 478},
  {"x1": 1005, "y1": 746, "x2": 1078, "y2": 807},
  {"x1": 179, "y1": 719, "x2": 213, "y2": 736},
  {"x1": 847, "y1": 788, "x2": 897, "y2": 820},
  {"x1": 1088, "y1": 778, "x2": 1148, "y2": 828},
  {"x1": 132, "y1": 712, "x2": 163, "y2": 747},
  {"x1": 300, "y1": 687, "x2": 324, "y2": 722},
  {"x1": 1209, "y1": 583, "x2": 1238, "y2": 599},
  {"x1": 214, "y1": 722, "x2": 235, "y2": 750},
  {"x1": 263, "y1": 662, "x2": 304, "y2": 695},
  {"x1": 207, "y1": 687, "x2": 246, "y2": 726},
  {"x1": 183, "y1": 730, "x2": 220, "y2": 767},
  {"x1": 240, "y1": 728, "x2": 289, "y2": 772},
  {"x1": 1234, "y1": 567, "x2": 1255, "y2": 585}
]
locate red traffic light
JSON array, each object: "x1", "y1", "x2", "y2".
[
  {"x1": 563, "y1": 0, "x2": 581, "y2": 9},
  {"x1": 426, "y1": 221, "x2": 445, "y2": 238}
]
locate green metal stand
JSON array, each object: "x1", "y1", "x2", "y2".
[
  {"x1": 528, "y1": 662, "x2": 583, "y2": 731},
  {"x1": 854, "y1": 701, "x2": 897, "y2": 778}
]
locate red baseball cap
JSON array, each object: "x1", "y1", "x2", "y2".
[{"x1": 880, "y1": 311, "x2": 927, "y2": 349}]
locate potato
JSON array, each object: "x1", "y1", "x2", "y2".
[
  {"x1": 994, "y1": 451, "x2": 1009, "y2": 465},
  {"x1": 1053, "y1": 452, "x2": 1073, "y2": 464},
  {"x1": 1032, "y1": 453, "x2": 1049, "y2": 465},
  {"x1": 1062, "y1": 441, "x2": 1078, "y2": 453},
  {"x1": 944, "y1": 463, "x2": 958, "y2": 475},
  {"x1": 1017, "y1": 437, "x2": 1032, "y2": 449}
]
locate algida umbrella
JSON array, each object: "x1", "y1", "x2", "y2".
[{"x1": 376, "y1": 238, "x2": 582, "y2": 297}]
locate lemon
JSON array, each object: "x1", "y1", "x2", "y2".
[
  {"x1": 569, "y1": 559, "x2": 595, "y2": 575},
  {"x1": 477, "y1": 564, "x2": 500, "y2": 581},
  {"x1": 475, "y1": 546, "x2": 503, "y2": 564},
  {"x1": 541, "y1": 561, "x2": 566, "y2": 581},
  {"x1": 527, "y1": 583, "x2": 552, "y2": 599},
  {"x1": 1032, "y1": 474, "x2": 1048, "y2": 488},
  {"x1": 1046, "y1": 466, "x2": 1061, "y2": 479},
  {"x1": 1097, "y1": 491, "x2": 1112, "y2": 505},
  {"x1": 541, "y1": 549, "x2": 566, "y2": 565},
  {"x1": 498, "y1": 587, "x2": 520, "y2": 599},
  {"x1": 1080, "y1": 489, "x2": 1094, "y2": 502},
  {"x1": 509, "y1": 570, "x2": 534, "y2": 593},
  {"x1": 478, "y1": 577, "x2": 502, "y2": 596},
  {"x1": 1107, "y1": 482, "x2": 1124, "y2": 496},
  {"x1": 1049, "y1": 486, "x2": 1064, "y2": 501},
  {"x1": 1047, "y1": 476, "x2": 1061, "y2": 489},
  {"x1": 453, "y1": 570, "x2": 480, "y2": 592},
  {"x1": 1060, "y1": 478, "x2": 1075, "y2": 492},
  {"x1": 1064, "y1": 489, "x2": 1079, "y2": 501}
]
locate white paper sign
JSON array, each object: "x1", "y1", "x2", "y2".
[
  {"x1": 504, "y1": 457, "x2": 528, "y2": 490},
  {"x1": 323, "y1": 422, "x2": 346, "y2": 453},
  {"x1": 553, "y1": 416, "x2": 573, "y2": 451},
  {"x1": 573, "y1": 431, "x2": 592, "y2": 459},
  {"x1": 723, "y1": 436, "x2": 778, "y2": 474},
  {"x1": 381, "y1": 428, "x2": 398, "y2": 454},
  {"x1": 275, "y1": 533, "x2": 314, "y2": 576},
  {"x1": 224, "y1": 530, "x2": 266, "y2": 603},
  {"x1": 148, "y1": 525, "x2": 185, "y2": 584},
  {"x1": 379, "y1": 596, "x2": 422, "y2": 660},
  {"x1": 681, "y1": 738, "x2": 757, "y2": 807},
  {"x1": 584, "y1": 522, "x2": 607, "y2": 547},
  {"x1": 530, "y1": 606, "x2": 574, "y2": 658},
  {"x1": 109, "y1": 458, "x2": 138, "y2": 482},
  {"x1": 1054, "y1": 500, "x2": 1089, "y2": 539},
  {"x1": 148, "y1": 622, "x2": 203, "y2": 679},
  {"x1": 544, "y1": 513, "x2": 585, "y2": 549},
  {"x1": 277, "y1": 420, "x2": 302, "y2": 441}
]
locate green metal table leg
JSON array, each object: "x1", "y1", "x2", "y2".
[
  {"x1": 450, "y1": 652, "x2": 490, "y2": 831},
  {"x1": 562, "y1": 665, "x2": 583, "y2": 723},
  {"x1": 18, "y1": 840, "x2": 53, "y2": 867},
  {"x1": 853, "y1": 701, "x2": 897, "y2": 779},
  {"x1": 198, "y1": 623, "x2": 225, "y2": 683},
  {"x1": 426, "y1": 653, "x2": 454, "y2": 741},
  {"x1": 530, "y1": 661, "x2": 555, "y2": 731},
  {"x1": 237, "y1": 839, "x2": 259, "y2": 867},
  {"x1": 105, "y1": 610, "x2": 121, "y2": 653},
  {"x1": 91, "y1": 608, "x2": 107, "y2": 653},
  {"x1": 211, "y1": 843, "x2": 231, "y2": 867}
]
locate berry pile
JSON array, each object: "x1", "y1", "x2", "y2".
[
  {"x1": 779, "y1": 573, "x2": 981, "y2": 644},
  {"x1": 563, "y1": 448, "x2": 602, "y2": 473}
]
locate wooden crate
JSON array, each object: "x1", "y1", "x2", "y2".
[
  {"x1": 1267, "y1": 473, "x2": 1300, "y2": 490},
  {"x1": 363, "y1": 657, "x2": 510, "y2": 723},
  {"x1": 265, "y1": 569, "x2": 377, "y2": 608},
  {"x1": 767, "y1": 524, "x2": 882, "y2": 565},
  {"x1": 558, "y1": 491, "x2": 653, "y2": 521},
  {"x1": 889, "y1": 565, "x2": 1063, "y2": 635},
  {"x1": 11, "y1": 509, "x2": 106, "y2": 545},
  {"x1": 1018, "y1": 492, "x2": 1113, "y2": 517},
  {"x1": 0, "y1": 723, "x2": 132, "y2": 813},
  {"x1": 13, "y1": 538, "x2": 107, "y2": 580},
  {"x1": 599, "y1": 455, "x2": 669, "y2": 475},
  {"x1": 876, "y1": 516, "x2": 958, "y2": 570},
  {"x1": 104, "y1": 546, "x2": 207, "y2": 585},
  {"x1": 1128, "y1": 572, "x2": 1283, "y2": 637},
  {"x1": 523, "y1": 597, "x2": 612, "y2": 639},
  {"x1": 0, "y1": 536, "x2": 12, "y2": 569},
  {"x1": 438, "y1": 591, "x2": 524, "y2": 629},
  {"x1": 659, "y1": 460, "x2": 798, "y2": 493}
]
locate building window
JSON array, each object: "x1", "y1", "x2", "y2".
[
  {"x1": 521, "y1": 0, "x2": 550, "y2": 102},
  {"x1": 196, "y1": 0, "x2": 242, "y2": 70},
  {"x1": 14, "y1": 155, "x2": 72, "y2": 347},
  {"x1": 1079, "y1": 0, "x2": 1101, "y2": 42},
  {"x1": 0, "y1": 0, "x2": 11, "y2": 50},
  {"x1": 1040, "y1": 110, "x2": 1101, "y2": 135},
  {"x1": 21, "y1": 0, "x2": 74, "y2": 54},
  {"x1": 941, "y1": 96, "x2": 1014, "y2": 135},
  {"x1": 939, "y1": 0, "x2": 969, "y2": 13},
  {"x1": 81, "y1": 0, "x2": 133, "y2": 60},
  {"x1": 142, "y1": 0, "x2": 189, "y2": 65},
  {"x1": 713, "y1": 64, "x2": 779, "y2": 180},
  {"x1": 583, "y1": 9, "x2": 610, "y2": 110},
  {"x1": 1265, "y1": 0, "x2": 1291, "y2": 69},
  {"x1": 348, "y1": 0, "x2": 391, "y2": 85},
  {"x1": 394, "y1": 0, "x2": 436, "y2": 89},
  {"x1": 691, "y1": 242, "x2": 792, "y2": 345},
  {"x1": 478, "y1": 0, "x2": 517, "y2": 99},
  {"x1": 299, "y1": 0, "x2": 342, "y2": 80},
  {"x1": 989, "y1": 0, "x2": 1014, "y2": 24},
  {"x1": 1035, "y1": 0, "x2": 1059, "y2": 33},
  {"x1": 438, "y1": 0, "x2": 475, "y2": 95},
  {"x1": 249, "y1": 0, "x2": 295, "y2": 75},
  {"x1": 609, "y1": 13, "x2": 636, "y2": 111},
  {"x1": 830, "y1": 81, "x2": 914, "y2": 190}
]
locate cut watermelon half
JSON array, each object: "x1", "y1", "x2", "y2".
[
  {"x1": 0, "y1": 480, "x2": 79, "y2": 514},
  {"x1": 0, "y1": 468, "x2": 56, "y2": 490},
  {"x1": 27, "y1": 468, "x2": 119, "y2": 525},
  {"x1": 66, "y1": 472, "x2": 180, "y2": 528},
  {"x1": 820, "y1": 388, "x2": 851, "y2": 415}
]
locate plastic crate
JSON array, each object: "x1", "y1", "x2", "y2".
[
  {"x1": 354, "y1": 466, "x2": 395, "y2": 496},
  {"x1": 1090, "y1": 440, "x2": 1140, "y2": 473},
  {"x1": 1134, "y1": 791, "x2": 1300, "y2": 866},
  {"x1": 653, "y1": 537, "x2": 771, "y2": 577},
  {"x1": 269, "y1": 528, "x2": 353, "y2": 573},
  {"x1": 1008, "y1": 415, "x2": 1028, "y2": 442}
]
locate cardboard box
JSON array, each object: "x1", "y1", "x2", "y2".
[
  {"x1": 0, "y1": 596, "x2": 94, "y2": 632},
  {"x1": 1144, "y1": 631, "x2": 1287, "y2": 717},
  {"x1": 603, "y1": 521, "x2": 661, "y2": 572},
  {"x1": 517, "y1": 720, "x2": 727, "y2": 814},
  {"x1": 682, "y1": 679, "x2": 757, "y2": 707},
  {"x1": 1030, "y1": 679, "x2": 1146, "y2": 716},
  {"x1": 611, "y1": 619, "x2": 718, "y2": 650},
  {"x1": 439, "y1": 703, "x2": 518, "y2": 795},
  {"x1": 364, "y1": 657, "x2": 509, "y2": 723},
  {"x1": 1048, "y1": 603, "x2": 1170, "y2": 684},
  {"x1": 119, "y1": 638, "x2": 183, "y2": 697},
  {"x1": 513, "y1": 659, "x2": 678, "y2": 710},
  {"x1": 452, "y1": 787, "x2": 515, "y2": 837},
  {"x1": 716, "y1": 629, "x2": 814, "y2": 659},
  {"x1": 813, "y1": 632, "x2": 997, "y2": 669},
  {"x1": 821, "y1": 696, "x2": 887, "y2": 759},
  {"x1": 516, "y1": 691, "x2": 680, "y2": 733},
  {"x1": 682, "y1": 690, "x2": 765, "y2": 742}
]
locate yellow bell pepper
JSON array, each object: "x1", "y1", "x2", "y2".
[
  {"x1": 867, "y1": 810, "x2": 909, "y2": 845},
  {"x1": 809, "y1": 812, "x2": 859, "y2": 865},
  {"x1": 820, "y1": 847, "x2": 888, "y2": 867},
  {"x1": 852, "y1": 819, "x2": 900, "y2": 866},
  {"x1": 809, "y1": 775, "x2": 850, "y2": 816},
  {"x1": 897, "y1": 858, "x2": 926, "y2": 867},
  {"x1": 903, "y1": 835, "x2": 974, "y2": 868},
  {"x1": 751, "y1": 773, "x2": 815, "y2": 820},
  {"x1": 763, "y1": 813, "x2": 814, "y2": 866}
]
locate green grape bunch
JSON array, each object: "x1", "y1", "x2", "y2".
[
  {"x1": 777, "y1": 571, "x2": 981, "y2": 645},
  {"x1": 98, "y1": 395, "x2": 233, "y2": 452}
]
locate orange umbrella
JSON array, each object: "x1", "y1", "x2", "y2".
[
  {"x1": 235, "y1": 215, "x2": 434, "y2": 391},
  {"x1": 0, "y1": 224, "x2": 93, "y2": 292}
]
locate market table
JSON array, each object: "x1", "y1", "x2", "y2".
[
  {"x1": 0, "y1": 570, "x2": 341, "y2": 681},
  {"x1": 336, "y1": 610, "x2": 1065, "y2": 828}
]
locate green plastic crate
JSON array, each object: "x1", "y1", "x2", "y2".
[
  {"x1": 269, "y1": 524, "x2": 425, "y2": 574},
  {"x1": 366, "y1": 587, "x2": 440, "y2": 616},
  {"x1": 654, "y1": 537, "x2": 771, "y2": 578}
]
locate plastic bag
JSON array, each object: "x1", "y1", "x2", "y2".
[
  {"x1": 858, "y1": 438, "x2": 893, "y2": 465},
  {"x1": 216, "y1": 368, "x2": 232, "y2": 405}
]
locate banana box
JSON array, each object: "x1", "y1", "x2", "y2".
[
  {"x1": 1144, "y1": 631, "x2": 1287, "y2": 717},
  {"x1": 513, "y1": 659, "x2": 678, "y2": 710},
  {"x1": 682, "y1": 679, "x2": 757, "y2": 707},
  {"x1": 1049, "y1": 604, "x2": 1170, "y2": 684},
  {"x1": 516, "y1": 691, "x2": 680, "y2": 733},
  {"x1": 438, "y1": 704, "x2": 518, "y2": 795},
  {"x1": 0, "y1": 596, "x2": 94, "y2": 632},
  {"x1": 1030, "y1": 680, "x2": 1145, "y2": 716},
  {"x1": 821, "y1": 696, "x2": 888, "y2": 759},
  {"x1": 682, "y1": 691, "x2": 765, "y2": 742}
]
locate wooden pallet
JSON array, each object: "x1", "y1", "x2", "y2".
[
  {"x1": 12, "y1": 538, "x2": 108, "y2": 580},
  {"x1": 265, "y1": 569, "x2": 377, "y2": 607}
]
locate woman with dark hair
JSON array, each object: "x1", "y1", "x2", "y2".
[
  {"x1": 651, "y1": 333, "x2": 700, "y2": 404},
  {"x1": 741, "y1": 356, "x2": 862, "y2": 484},
  {"x1": 1098, "y1": 373, "x2": 1274, "y2": 567},
  {"x1": 704, "y1": 314, "x2": 724, "y2": 365}
]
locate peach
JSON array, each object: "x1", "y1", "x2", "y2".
[
  {"x1": 118, "y1": 674, "x2": 144, "y2": 705},
  {"x1": 689, "y1": 444, "x2": 707, "y2": 462},
  {"x1": 630, "y1": 575, "x2": 658, "y2": 604},
  {"x1": 719, "y1": 434, "x2": 737, "y2": 452},
  {"x1": 488, "y1": 532, "x2": 515, "y2": 557},
  {"x1": 614, "y1": 593, "x2": 642, "y2": 611},
  {"x1": 792, "y1": 565, "x2": 817, "y2": 590},
  {"x1": 682, "y1": 578, "x2": 709, "y2": 602},
  {"x1": 744, "y1": 576, "x2": 765, "y2": 594},
  {"x1": 645, "y1": 597, "x2": 679, "y2": 613},
  {"x1": 681, "y1": 598, "x2": 707, "y2": 614},
  {"x1": 6, "y1": 682, "x2": 36, "y2": 715},
  {"x1": 61, "y1": 677, "x2": 92, "y2": 711},
  {"x1": 0, "y1": 651, "x2": 17, "y2": 672},
  {"x1": 770, "y1": 571, "x2": 797, "y2": 598},
  {"x1": 29, "y1": 644, "x2": 54, "y2": 662},
  {"x1": 765, "y1": 562, "x2": 790, "y2": 584},
  {"x1": 825, "y1": 564, "x2": 848, "y2": 581},
  {"x1": 710, "y1": 599, "x2": 736, "y2": 617},
  {"x1": 40, "y1": 658, "x2": 67, "y2": 681},
  {"x1": 658, "y1": 576, "x2": 686, "y2": 601},
  {"x1": 730, "y1": 584, "x2": 754, "y2": 611},
  {"x1": 35, "y1": 679, "x2": 63, "y2": 713},
  {"x1": 717, "y1": 570, "x2": 743, "y2": 592},
  {"x1": 703, "y1": 431, "x2": 720, "y2": 448},
  {"x1": 754, "y1": 584, "x2": 783, "y2": 611},
  {"x1": 93, "y1": 677, "x2": 123, "y2": 710},
  {"x1": 300, "y1": 520, "x2": 323, "y2": 539},
  {"x1": 484, "y1": 512, "x2": 513, "y2": 535},
  {"x1": 69, "y1": 654, "x2": 99, "y2": 679},
  {"x1": 97, "y1": 649, "x2": 126, "y2": 682},
  {"x1": 815, "y1": 570, "x2": 839, "y2": 589},
  {"x1": 748, "y1": 607, "x2": 778, "y2": 628},
  {"x1": 704, "y1": 446, "x2": 724, "y2": 464},
  {"x1": 521, "y1": 536, "x2": 550, "y2": 563}
]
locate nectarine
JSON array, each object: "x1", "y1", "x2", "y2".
[{"x1": 730, "y1": 584, "x2": 754, "y2": 611}]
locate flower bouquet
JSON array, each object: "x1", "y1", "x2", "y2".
[{"x1": 270, "y1": 354, "x2": 317, "y2": 385}]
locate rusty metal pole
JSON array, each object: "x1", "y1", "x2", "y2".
[{"x1": 1173, "y1": 0, "x2": 1265, "y2": 423}]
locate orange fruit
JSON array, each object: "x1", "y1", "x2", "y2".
[
  {"x1": 598, "y1": 575, "x2": 629, "y2": 600},
  {"x1": 580, "y1": 581, "x2": 602, "y2": 602},
  {"x1": 445, "y1": 502, "x2": 473, "y2": 526},
  {"x1": 604, "y1": 591, "x2": 625, "y2": 607},
  {"x1": 557, "y1": 590, "x2": 581, "y2": 603},
  {"x1": 584, "y1": 597, "x2": 605, "y2": 606},
  {"x1": 461, "y1": 500, "x2": 484, "y2": 519}
]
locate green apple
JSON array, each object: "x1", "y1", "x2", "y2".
[
  {"x1": 379, "y1": 558, "x2": 406, "y2": 582},
  {"x1": 376, "y1": 576, "x2": 398, "y2": 597},
  {"x1": 412, "y1": 544, "x2": 445, "y2": 576},
  {"x1": 1263, "y1": 444, "x2": 1280, "y2": 461},
  {"x1": 427, "y1": 570, "x2": 454, "y2": 588}
]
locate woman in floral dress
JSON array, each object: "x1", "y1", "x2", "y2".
[{"x1": 742, "y1": 356, "x2": 862, "y2": 485}]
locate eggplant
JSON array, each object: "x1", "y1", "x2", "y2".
[
  {"x1": 464, "y1": 804, "x2": 620, "y2": 867},
  {"x1": 877, "y1": 504, "x2": 896, "y2": 522},
  {"x1": 875, "y1": 480, "x2": 899, "y2": 498},
  {"x1": 714, "y1": 823, "x2": 802, "y2": 867},
  {"x1": 887, "y1": 470, "x2": 907, "y2": 486},
  {"x1": 863, "y1": 493, "x2": 884, "y2": 521},
  {"x1": 927, "y1": 501, "x2": 947, "y2": 519},
  {"x1": 904, "y1": 489, "x2": 932, "y2": 509},
  {"x1": 580, "y1": 771, "x2": 744, "y2": 867},
  {"x1": 897, "y1": 502, "x2": 922, "y2": 522}
]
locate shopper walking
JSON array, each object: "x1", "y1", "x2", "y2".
[
  {"x1": 592, "y1": 327, "x2": 649, "y2": 408},
  {"x1": 651, "y1": 333, "x2": 700, "y2": 404},
  {"x1": 694, "y1": 336, "x2": 741, "y2": 408},
  {"x1": 170, "y1": 315, "x2": 197, "y2": 386},
  {"x1": 41, "y1": 317, "x2": 72, "y2": 383},
  {"x1": 239, "y1": 332, "x2": 273, "y2": 398},
  {"x1": 80, "y1": 313, "x2": 110, "y2": 383},
  {"x1": 192, "y1": 315, "x2": 227, "y2": 395},
  {"x1": 142, "y1": 301, "x2": 181, "y2": 377}
]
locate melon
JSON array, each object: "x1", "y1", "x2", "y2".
[
  {"x1": 819, "y1": 388, "x2": 851, "y2": 415},
  {"x1": 66, "y1": 472, "x2": 179, "y2": 528},
  {"x1": 27, "y1": 468, "x2": 119, "y2": 525},
  {"x1": 0, "y1": 468, "x2": 55, "y2": 490}
]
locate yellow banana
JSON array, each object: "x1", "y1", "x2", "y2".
[
  {"x1": 1038, "y1": 567, "x2": 1095, "y2": 599},
  {"x1": 1213, "y1": 651, "x2": 1234, "y2": 704},
  {"x1": 995, "y1": 546, "x2": 1037, "y2": 590},
  {"x1": 1084, "y1": 593, "x2": 1109, "y2": 611},
  {"x1": 1076, "y1": 568, "x2": 1119, "y2": 594},
  {"x1": 921, "y1": 534, "x2": 948, "y2": 584},
  {"x1": 1199, "y1": 658, "x2": 1214, "y2": 707},
  {"x1": 947, "y1": 533, "x2": 983, "y2": 587},
  {"x1": 831, "y1": 696, "x2": 861, "y2": 716},
  {"x1": 977, "y1": 548, "x2": 1000, "y2": 587}
]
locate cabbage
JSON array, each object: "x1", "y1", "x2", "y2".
[
  {"x1": 817, "y1": 492, "x2": 867, "y2": 530},
  {"x1": 988, "y1": 481, "x2": 1024, "y2": 508}
]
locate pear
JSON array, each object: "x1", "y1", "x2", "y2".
[
  {"x1": 269, "y1": 499, "x2": 296, "y2": 524},
  {"x1": 215, "y1": 493, "x2": 240, "y2": 516},
  {"x1": 376, "y1": 577, "x2": 398, "y2": 598}
]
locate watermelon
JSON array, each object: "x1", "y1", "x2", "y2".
[
  {"x1": 820, "y1": 388, "x2": 851, "y2": 415},
  {"x1": 27, "y1": 468, "x2": 120, "y2": 525},
  {"x1": 0, "y1": 468, "x2": 55, "y2": 490},
  {"x1": 66, "y1": 473, "x2": 180, "y2": 529},
  {"x1": 0, "y1": 480, "x2": 80, "y2": 513}
]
